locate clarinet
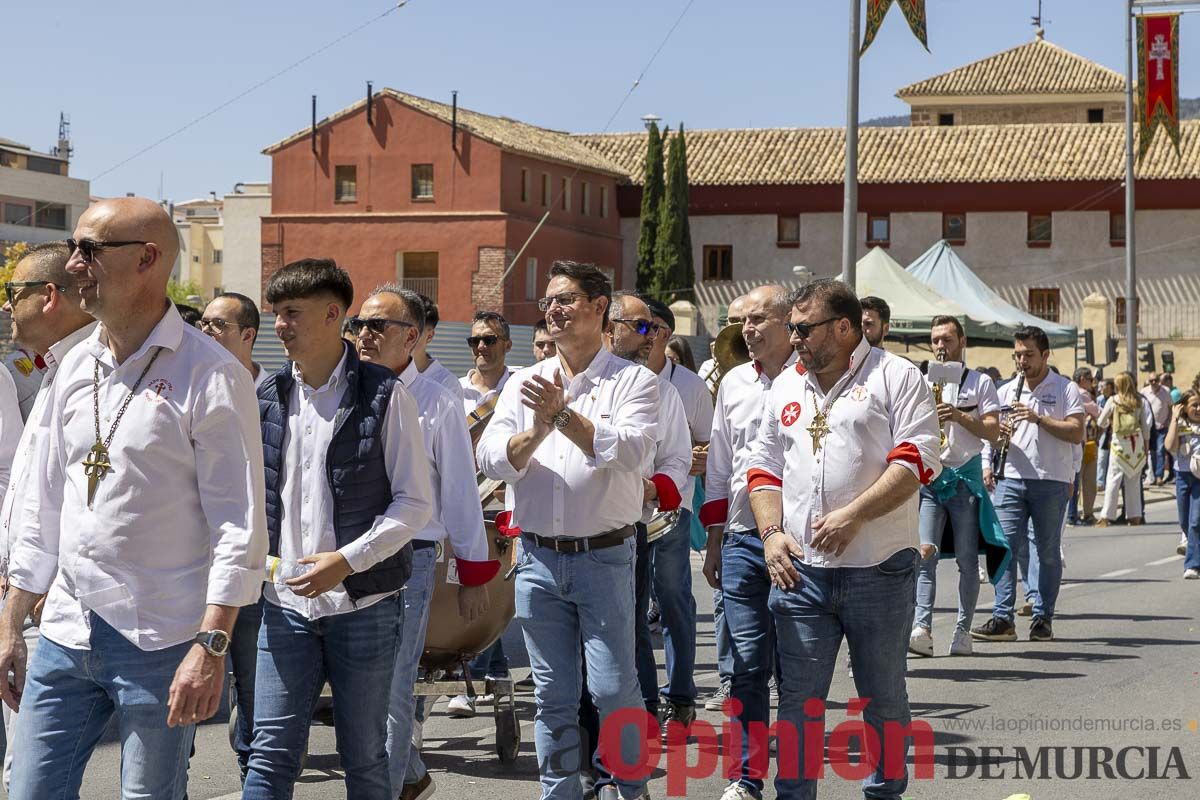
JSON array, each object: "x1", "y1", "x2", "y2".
[{"x1": 995, "y1": 374, "x2": 1025, "y2": 478}]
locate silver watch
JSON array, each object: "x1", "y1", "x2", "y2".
[
  {"x1": 552, "y1": 408, "x2": 572, "y2": 430},
  {"x1": 194, "y1": 630, "x2": 231, "y2": 657}
]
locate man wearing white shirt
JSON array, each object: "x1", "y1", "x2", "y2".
[
  {"x1": 245, "y1": 260, "x2": 433, "y2": 799},
  {"x1": 352, "y1": 283, "x2": 497, "y2": 800},
  {"x1": 0, "y1": 241, "x2": 96, "y2": 790},
  {"x1": 478, "y1": 261, "x2": 656, "y2": 800},
  {"x1": 202, "y1": 292, "x2": 269, "y2": 389},
  {"x1": 700, "y1": 284, "x2": 793, "y2": 800},
  {"x1": 747, "y1": 279, "x2": 941, "y2": 800},
  {"x1": 973, "y1": 327, "x2": 1085, "y2": 644},
  {"x1": 0, "y1": 197, "x2": 267, "y2": 799},
  {"x1": 461, "y1": 310, "x2": 516, "y2": 413},
  {"x1": 910, "y1": 316, "x2": 1004, "y2": 659},
  {"x1": 413, "y1": 293, "x2": 466, "y2": 406}
]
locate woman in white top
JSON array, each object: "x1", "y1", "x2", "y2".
[
  {"x1": 1096, "y1": 371, "x2": 1154, "y2": 526},
  {"x1": 1164, "y1": 390, "x2": 1200, "y2": 579}
]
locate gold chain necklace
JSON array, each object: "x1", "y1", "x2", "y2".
[{"x1": 82, "y1": 348, "x2": 162, "y2": 507}]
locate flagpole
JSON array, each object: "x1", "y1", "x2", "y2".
[
  {"x1": 1125, "y1": 0, "x2": 1137, "y2": 374},
  {"x1": 841, "y1": 0, "x2": 861, "y2": 287}
]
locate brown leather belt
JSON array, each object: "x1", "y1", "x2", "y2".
[{"x1": 522, "y1": 525, "x2": 636, "y2": 554}]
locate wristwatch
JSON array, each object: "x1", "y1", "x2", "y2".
[
  {"x1": 194, "y1": 630, "x2": 231, "y2": 657},
  {"x1": 552, "y1": 408, "x2": 573, "y2": 430}
]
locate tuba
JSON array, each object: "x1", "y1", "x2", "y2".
[{"x1": 704, "y1": 322, "x2": 751, "y2": 397}]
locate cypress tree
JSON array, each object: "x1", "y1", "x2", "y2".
[
  {"x1": 674, "y1": 124, "x2": 694, "y2": 292},
  {"x1": 636, "y1": 122, "x2": 665, "y2": 293},
  {"x1": 654, "y1": 127, "x2": 685, "y2": 301}
]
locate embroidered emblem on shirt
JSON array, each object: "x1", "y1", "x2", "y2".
[
  {"x1": 850, "y1": 385, "x2": 869, "y2": 402},
  {"x1": 146, "y1": 378, "x2": 174, "y2": 402},
  {"x1": 14, "y1": 357, "x2": 34, "y2": 377},
  {"x1": 781, "y1": 401, "x2": 803, "y2": 427}
]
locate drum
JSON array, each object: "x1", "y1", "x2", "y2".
[
  {"x1": 645, "y1": 509, "x2": 680, "y2": 544},
  {"x1": 420, "y1": 519, "x2": 518, "y2": 672}
]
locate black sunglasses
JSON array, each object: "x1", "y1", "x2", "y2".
[
  {"x1": 347, "y1": 317, "x2": 415, "y2": 336},
  {"x1": 786, "y1": 317, "x2": 839, "y2": 339},
  {"x1": 4, "y1": 280, "x2": 60, "y2": 306},
  {"x1": 467, "y1": 335, "x2": 505, "y2": 348},
  {"x1": 612, "y1": 318, "x2": 661, "y2": 337},
  {"x1": 66, "y1": 238, "x2": 148, "y2": 263}
]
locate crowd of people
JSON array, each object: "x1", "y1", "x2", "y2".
[{"x1": 0, "y1": 195, "x2": 1195, "y2": 800}]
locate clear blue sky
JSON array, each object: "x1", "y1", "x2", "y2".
[{"x1": 4, "y1": 0, "x2": 1196, "y2": 203}]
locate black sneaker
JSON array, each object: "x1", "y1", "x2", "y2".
[
  {"x1": 1029, "y1": 615, "x2": 1053, "y2": 641},
  {"x1": 969, "y1": 617, "x2": 1017, "y2": 642},
  {"x1": 658, "y1": 701, "x2": 696, "y2": 743}
]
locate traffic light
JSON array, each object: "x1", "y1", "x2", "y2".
[
  {"x1": 1162, "y1": 349, "x2": 1175, "y2": 374},
  {"x1": 1138, "y1": 342, "x2": 1156, "y2": 373},
  {"x1": 1105, "y1": 336, "x2": 1119, "y2": 365},
  {"x1": 1077, "y1": 329, "x2": 1095, "y2": 365}
]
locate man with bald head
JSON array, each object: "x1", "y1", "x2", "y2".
[{"x1": 0, "y1": 197, "x2": 268, "y2": 799}]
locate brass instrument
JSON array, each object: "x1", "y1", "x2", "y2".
[
  {"x1": 932, "y1": 352, "x2": 948, "y2": 450},
  {"x1": 704, "y1": 322, "x2": 751, "y2": 398}
]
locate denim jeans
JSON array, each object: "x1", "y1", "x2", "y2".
[
  {"x1": 632, "y1": 524, "x2": 657, "y2": 711},
  {"x1": 1176, "y1": 471, "x2": 1200, "y2": 571},
  {"x1": 2, "y1": 621, "x2": 39, "y2": 791},
  {"x1": 386, "y1": 544, "x2": 438, "y2": 791},
  {"x1": 714, "y1": 588, "x2": 734, "y2": 683},
  {"x1": 1150, "y1": 425, "x2": 1167, "y2": 480},
  {"x1": 228, "y1": 598, "x2": 264, "y2": 780},
  {"x1": 770, "y1": 548, "x2": 919, "y2": 800},
  {"x1": 9, "y1": 614, "x2": 194, "y2": 800},
  {"x1": 515, "y1": 534, "x2": 648, "y2": 800},
  {"x1": 992, "y1": 478, "x2": 1071, "y2": 621},
  {"x1": 1066, "y1": 471, "x2": 1082, "y2": 523},
  {"x1": 243, "y1": 594, "x2": 404, "y2": 800},
  {"x1": 915, "y1": 483, "x2": 981, "y2": 633},
  {"x1": 647, "y1": 509, "x2": 697, "y2": 706},
  {"x1": 720, "y1": 530, "x2": 775, "y2": 797},
  {"x1": 468, "y1": 638, "x2": 509, "y2": 679}
]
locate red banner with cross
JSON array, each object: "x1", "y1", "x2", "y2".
[{"x1": 1137, "y1": 13, "x2": 1181, "y2": 161}]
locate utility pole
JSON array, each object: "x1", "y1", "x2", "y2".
[{"x1": 841, "y1": 0, "x2": 862, "y2": 286}]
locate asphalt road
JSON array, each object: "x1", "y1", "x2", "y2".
[{"x1": 5, "y1": 485, "x2": 1198, "y2": 799}]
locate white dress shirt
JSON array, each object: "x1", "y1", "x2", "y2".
[
  {"x1": 0, "y1": 323, "x2": 96, "y2": 577},
  {"x1": 2, "y1": 348, "x2": 45, "y2": 421},
  {"x1": 702, "y1": 355, "x2": 796, "y2": 534},
  {"x1": 746, "y1": 336, "x2": 942, "y2": 568},
  {"x1": 643, "y1": 376, "x2": 691, "y2": 522},
  {"x1": 0, "y1": 367, "x2": 22, "y2": 504},
  {"x1": 1140, "y1": 384, "x2": 1172, "y2": 429},
  {"x1": 658, "y1": 360, "x2": 714, "y2": 509},
  {"x1": 477, "y1": 347, "x2": 658, "y2": 538},
  {"x1": 994, "y1": 371, "x2": 1085, "y2": 484},
  {"x1": 421, "y1": 358, "x2": 466, "y2": 406},
  {"x1": 461, "y1": 367, "x2": 515, "y2": 415},
  {"x1": 252, "y1": 362, "x2": 270, "y2": 389},
  {"x1": 929, "y1": 367, "x2": 1001, "y2": 469},
  {"x1": 263, "y1": 347, "x2": 432, "y2": 620},
  {"x1": 8, "y1": 305, "x2": 267, "y2": 651},
  {"x1": 697, "y1": 358, "x2": 717, "y2": 383},
  {"x1": 398, "y1": 361, "x2": 489, "y2": 562}
]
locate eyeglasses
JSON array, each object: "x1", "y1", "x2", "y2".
[
  {"x1": 198, "y1": 317, "x2": 246, "y2": 334},
  {"x1": 612, "y1": 318, "x2": 661, "y2": 337},
  {"x1": 786, "y1": 317, "x2": 839, "y2": 340},
  {"x1": 66, "y1": 238, "x2": 148, "y2": 263},
  {"x1": 536, "y1": 292, "x2": 590, "y2": 312},
  {"x1": 4, "y1": 280, "x2": 59, "y2": 306},
  {"x1": 346, "y1": 316, "x2": 415, "y2": 336},
  {"x1": 467, "y1": 335, "x2": 505, "y2": 348}
]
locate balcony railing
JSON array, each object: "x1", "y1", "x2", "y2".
[{"x1": 400, "y1": 276, "x2": 438, "y2": 301}]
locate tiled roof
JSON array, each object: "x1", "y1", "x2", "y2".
[
  {"x1": 575, "y1": 122, "x2": 1200, "y2": 186},
  {"x1": 262, "y1": 89, "x2": 626, "y2": 177},
  {"x1": 896, "y1": 37, "x2": 1125, "y2": 99}
]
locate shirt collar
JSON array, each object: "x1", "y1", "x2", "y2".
[
  {"x1": 556, "y1": 346, "x2": 613, "y2": 388},
  {"x1": 397, "y1": 358, "x2": 421, "y2": 387},
  {"x1": 801, "y1": 335, "x2": 870, "y2": 390},
  {"x1": 291, "y1": 346, "x2": 349, "y2": 394},
  {"x1": 89, "y1": 302, "x2": 186, "y2": 368},
  {"x1": 45, "y1": 321, "x2": 99, "y2": 370}
]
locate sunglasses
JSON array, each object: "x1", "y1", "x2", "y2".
[
  {"x1": 4, "y1": 280, "x2": 60, "y2": 306},
  {"x1": 786, "y1": 317, "x2": 839, "y2": 340},
  {"x1": 66, "y1": 238, "x2": 148, "y2": 263},
  {"x1": 467, "y1": 335, "x2": 505, "y2": 348},
  {"x1": 198, "y1": 317, "x2": 246, "y2": 334},
  {"x1": 536, "y1": 291, "x2": 591, "y2": 312},
  {"x1": 347, "y1": 317, "x2": 415, "y2": 336},
  {"x1": 612, "y1": 318, "x2": 661, "y2": 337}
]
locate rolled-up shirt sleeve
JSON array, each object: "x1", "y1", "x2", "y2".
[
  {"x1": 477, "y1": 372, "x2": 529, "y2": 483},
  {"x1": 338, "y1": 383, "x2": 433, "y2": 573},
  {"x1": 193, "y1": 364, "x2": 269, "y2": 608},
  {"x1": 8, "y1": 379, "x2": 66, "y2": 595},
  {"x1": 588, "y1": 367, "x2": 658, "y2": 471},
  {"x1": 885, "y1": 364, "x2": 942, "y2": 485},
  {"x1": 746, "y1": 384, "x2": 785, "y2": 494}
]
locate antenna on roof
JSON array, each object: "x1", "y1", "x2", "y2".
[
  {"x1": 311, "y1": 95, "x2": 318, "y2": 156},
  {"x1": 1032, "y1": 0, "x2": 1045, "y2": 40},
  {"x1": 52, "y1": 112, "x2": 73, "y2": 161},
  {"x1": 367, "y1": 81, "x2": 374, "y2": 126},
  {"x1": 451, "y1": 90, "x2": 458, "y2": 152}
]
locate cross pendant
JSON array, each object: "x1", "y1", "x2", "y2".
[
  {"x1": 82, "y1": 442, "x2": 112, "y2": 508},
  {"x1": 807, "y1": 412, "x2": 831, "y2": 455}
]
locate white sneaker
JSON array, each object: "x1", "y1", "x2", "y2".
[
  {"x1": 978, "y1": 563, "x2": 988, "y2": 582},
  {"x1": 907, "y1": 626, "x2": 934, "y2": 657},
  {"x1": 1179, "y1": 536, "x2": 1189, "y2": 556},
  {"x1": 446, "y1": 694, "x2": 476, "y2": 718},
  {"x1": 1184, "y1": 568, "x2": 1200, "y2": 580},
  {"x1": 949, "y1": 627, "x2": 974, "y2": 656},
  {"x1": 719, "y1": 783, "x2": 757, "y2": 800}
]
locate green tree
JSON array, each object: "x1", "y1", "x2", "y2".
[
  {"x1": 636, "y1": 121, "x2": 665, "y2": 293},
  {"x1": 654, "y1": 126, "x2": 691, "y2": 302},
  {"x1": 167, "y1": 279, "x2": 204, "y2": 305},
  {"x1": 674, "y1": 124, "x2": 694, "y2": 292},
  {"x1": 1, "y1": 241, "x2": 29, "y2": 285}
]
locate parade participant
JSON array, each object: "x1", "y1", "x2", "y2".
[
  {"x1": 701, "y1": 284, "x2": 794, "y2": 800},
  {"x1": 1096, "y1": 372, "x2": 1153, "y2": 528},
  {"x1": 201, "y1": 292, "x2": 268, "y2": 388},
  {"x1": 698, "y1": 295, "x2": 748, "y2": 383},
  {"x1": 910, "y1": 316, "x2": 1003, "y2": 658},
  {"x1": 353, "y1": 284, "x2": 496, "y2": 800},
  {"x1": 477, "y1": 261, "x2": 656, "y2": 800},
  {"x1": 747, "y1": 278, "x2": 940, "y2": 800},
  {"x1": 665, "y1": 335, "x2": 696, "y2": 372},
  {"x1": 1165, "y1": 391, "x2": 1200, "y2": 579},
  {"x1": 1066, "y1": 368, "x2": 1101, "y2": 526},
  {"x1": 1, "y1": 343, "x2": 43, "y2": 422},
  {"x1": 413, "y1": 293, "x2": 466, "y2": 405},
  {"x1": 461, "y1": 310, "x2": 516, "y2": 412},
  {"x1": 0, "y1": 242, "x2": 95, "y2": 789},
  {"x1": 973, "y1": 327, "x2": 1085, "y2": 644},
  {"x1": 1097, "y1": 377, "x2": 1116, "y2": 493},
  {"x1": 533, "y1": 317, "x2": 557, "y2": 362},
  {"x1": 0, "y1": 197, "x2": 267, "y2": 799},
  {"x1": 860, "y1": 295, "x2": 891, "y2": 348},
  {"x1": 642, "y1": 296, "x2": 713, "y2": 734},
  {"x1": 245, "y1": 259, "x2": 432, "y2": 800},
  {"x1": 1142, "y1": 374, "x2": 1172, "y2": 485}
]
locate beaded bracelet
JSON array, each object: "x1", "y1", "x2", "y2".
[{"x1": 760, "y1": 524, "x2": 784, "y2": 542}]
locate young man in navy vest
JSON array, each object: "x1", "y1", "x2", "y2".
[{"x1": 244, "y1": 259, "x2": 432, "y2": 799}]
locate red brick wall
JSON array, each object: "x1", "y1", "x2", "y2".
[{"x1": 472, "y1": 247, "x2": 507, "y2": 313}]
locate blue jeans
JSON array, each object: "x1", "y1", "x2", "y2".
[
  {"x1": 1150, "y1": 425, "x2": 1167, "y2": 480},
  {"x1": 633, "y1": 524, "x2": 657, "y2": 711},
  {"x1": 386, "y1": 544, "x2": 438, "y2": 791},
  {"x1": 1176, "y1": 471, "x2": 1200, "y2": 571},
  {"x1": 515, "y1": 534, "x2": 648, "y2": 800},
  {"x1": 1066, "y1": 472, "x2": 1082, "y2": 523},
  {"x1": 468, "y1": 639, "x2": 509, "y2": 679},
  {"x1": 648, "y1": 510, "x2": 698, "y2": 706},
  {"x1": 992, "y1": 478, "x2": 1070, "y2": 621},
  {"x1": 10, "y1": 614, "x2": 194, "y2": 800},
  {"x1": 243, "y1": 595, "x2": 404, "y2": 800},
  {"x1": 720, "y1": 530, "x2": 775, "y2": 797},
  {"x1": 229, "y1": 598, "x2": 264, "y2": 780},
  {"x1": 770, "y1": 548, "x2": 919, "y2": 800},
  {"x1": 714, "y1": 588, "x2": 734, "y2": 683},
  {"x1": 915, "y1": 483, "x2": 981, "y2": 633}
]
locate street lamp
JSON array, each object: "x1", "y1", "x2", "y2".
[
  {"x1": 792, "y1": 265, "x2": 814, "y2": 283},
  {"x1": 641, "y1": 114, "x2": 662, "y2": 131}
]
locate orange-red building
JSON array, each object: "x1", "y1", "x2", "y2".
[{"x1": 261, "y1": 89, "x2": 625, "y2": 323}]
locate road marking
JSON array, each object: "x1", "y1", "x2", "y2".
[
  {"x1": 1098, "y1": 568, "x2": 1136, "y2": 578},
  {"x1": 1146, "y1": 555, "x2": 1184, "y2": 566}
]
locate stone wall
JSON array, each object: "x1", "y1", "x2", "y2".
[{"x1": 910, "y1": 101, "x2": 1125, "y2": 127}]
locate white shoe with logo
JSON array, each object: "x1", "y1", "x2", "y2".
[{"x1": 949, "y1": 627, "x2": 974, "y2": 656}]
